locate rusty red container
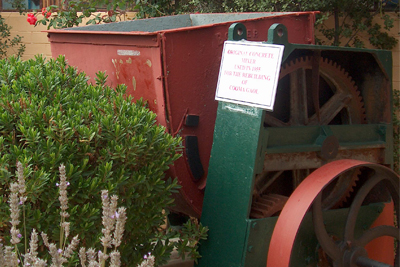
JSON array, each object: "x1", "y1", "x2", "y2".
[{"x1": 47, "y1": 12, "x2": 317, "y2": 217}]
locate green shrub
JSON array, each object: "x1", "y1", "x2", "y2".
[{"x1": 0, "y1": 55, "x2": 194, "y2": 266}]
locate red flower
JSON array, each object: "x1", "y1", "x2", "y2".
[
  {"x1": 41, "y1": 7, "x2": 51, "y2": 18},
  {"x1": 27, "y1": 13, "x2": 37, "y2": 25}
]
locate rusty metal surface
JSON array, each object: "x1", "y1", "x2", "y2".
[
  {"x1": 263, "y1": 148, "x2": 386, "y2": 171},
  {"x1": 48, "y1": 12, "x2": 318, "y2": 217},
  {"x1": 48, "y1": 33, "x2": 167, "y2": 127},
  {"x1": 250, "y1": 194, "x2": 288, "y2": 219},
  {"x1": 46, "y1": 30, "x2": 160, "y2": 45}
]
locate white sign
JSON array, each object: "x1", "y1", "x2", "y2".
[{"x1": 215, "y1": 41, "x2": 284, "y2": 111}]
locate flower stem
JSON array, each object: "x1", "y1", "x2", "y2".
[
  {"x1": 23, "y1": 206, "x2": 27, "y2": 255},
  {"x1": 60, "y1": 217, "x2": 64, "y2": 250},
  {"x1": 101, "y1": 246, "x2": 107, "y2": 267},
  {"x1": 14, "y1": 243, "x2": 22, "y2": 266}
]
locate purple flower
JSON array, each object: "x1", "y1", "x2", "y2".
[
  {"x1": 56, "y1": 183, "x2": 59, "y2": 187},
  {"x1": 17, "y1": 233, "x2": 22, "y2": 239},
  {"x1": 58, "y1": 248, "x2": 62, "y2": 254},
  {"x1": 115, "y1": 212, "x2": 120, "y2": 219},
  {"x1": 66, "y1": 182, "x2": 70, "y2": 186},
  {"x1": 19, "y1": 201, "x2": 23, "y2": 205}
]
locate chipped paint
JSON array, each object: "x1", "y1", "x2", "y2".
[
  {"x1": 154, "y1": 99, "x2": 157, "y2": 105},
  {"x1": 221, "y1": 102, "x2": 259, "y2": 117},
  {"x1": 117, "y1": 50, "x2": 140, "y2": 56},
  {"x1": 119, "y1": 59, "x2": 123, "y2": 64},
  {"x1": 112, "y1": 59, "x2": 120, "y2": 79},
  {"x1": 126, "y1": 58, "x2": 132, "y2": 64},
  {"x1": 146, "y1": 59, "x2": 152, "y2": 67},
  {"x1": 132, "y1": 76, "x2": 136, "y2": 91}
]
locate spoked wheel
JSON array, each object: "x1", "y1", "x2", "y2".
[
  {"x1": 250, "y1": 57, "x2": 366, "y2": 218},
  {"x1": 264, "y1": 56, "x2": 366, "y2": 127},
  {"x1": 267, "y1": 159, "x2": 399, "y2": 267}
]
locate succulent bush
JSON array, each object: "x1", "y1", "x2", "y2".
[{"x1": 0, "y1": 55, "x2": 206, "y2": 266}]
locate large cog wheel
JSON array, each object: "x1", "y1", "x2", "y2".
[
  {"x1": 265, "y1": 56, "x2": 366, "y2": 127},
  {"x1": 251, "y1": 57, "x2": 365, "y2": 218}
]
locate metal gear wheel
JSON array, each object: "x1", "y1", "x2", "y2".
[
  {"x1": 251, "y1": 57, "x2": 366, "y2": 218},
  {"x1": 264, "y1": 56, "x2": 366, "y2": 127}
]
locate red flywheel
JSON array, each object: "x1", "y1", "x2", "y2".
[{"x1": 267, "y1": 159, "x2": 399, "y2": 267}]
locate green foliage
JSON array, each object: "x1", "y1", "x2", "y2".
[
  {"x1": 174, "y1": 219, "x2": 209, "y2": 263},
  {"x1": 181, "y1": 0, "x2": 398, "y2": 50},
  {"x1": 0, "y1": 55, "x2": 207, "y2": 266},
  {"x1": 149, "y1": 216, "x2": 208, "y2": 265},
  {"x1": 0, "y1": 15, "x2": 25, "y2": 59},
  {"x1": 131, "y1": 0, "x2": 174, "y2": 18},
  {"x1": 17, "y1": 0, "x2": 398, "y2": 50}
]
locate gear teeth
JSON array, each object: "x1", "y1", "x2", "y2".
[
  {"x1": 280, "y1": 56, "x2": 366, "y2": 125},
  {"x1": 250, "y1": 194, "x2": 288, "y2": 219},
  {"x1": 333, "y1": 169, "x2": 361, "y2": 208}
]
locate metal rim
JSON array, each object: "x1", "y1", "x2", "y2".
[{"x1": 266, "y1": 159, "x2": 399, "y2": 267}]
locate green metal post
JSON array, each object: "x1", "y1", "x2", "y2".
[
  {"x1": 196, "y1": 23, "x2": 266, "y2": 266},
  {"x1": 196, "y1": 102, "x2": 265, "y2": 267}
]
